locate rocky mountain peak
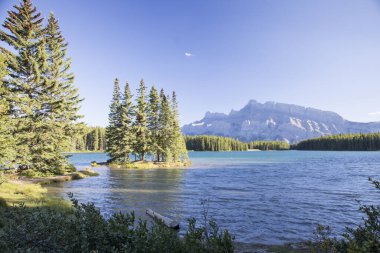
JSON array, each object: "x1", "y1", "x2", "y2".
[{"x1": 182, "y1": 100, "x2": 380, "y2": 143}]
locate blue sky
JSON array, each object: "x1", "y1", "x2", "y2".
[{"x1": 1, "y1": 0, "x2": 380, "y2": 126}]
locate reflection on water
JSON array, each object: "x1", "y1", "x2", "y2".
[{"x1": 47, "y1": 151, "x2": 380, "y2": 244}]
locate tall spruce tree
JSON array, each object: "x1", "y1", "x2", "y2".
[
  {"x1": 133, "y1": 79, "x2": 150, "y2": 161},
  {"x1": 106, "y1": 78, "x2": 122, "y2": 161},
  {"x1": 171, "y1": 91, "x2": 188, "y2": 162},
  {"x1": 31, "y1": 12, "x2": 83, "y2": 173},
  {"x1": 119, "y1": 82, "x2": 135, "y2": 162},
  {"x1": 0, "y1": 1, "x2": 82, "y2": 173},
  {"x1": 44, "y1": 13, "x2": 82, "y2": 149},
  {"x1": 0, "y1": 53, "x2": 15, "y2": 167},
  {"x1": 0, "y1": 0, "x2": 47, "y2": 169},
  {"x1": 158, "y1": 89, "x2": 174, "y2": 162},
  {"x1": 148, "y1": 86, "x2": 160, "y2": 161}
]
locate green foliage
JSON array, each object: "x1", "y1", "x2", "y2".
[
  {"x1": 184, "y1": 200, "x2": 234, "y2": 253},
  {"x1": 134, "y1": 79, "x2": 150, "y2": 161},
  {"x1": 292, "y1": 132, "x2": 380, "y2": 151},
  {"x1": 308, "y1": 178, "x2": 380, "y2": 253},
  {"x1": 69, "y1": 126, "x2": 106, "y2": 151},
  {"x1": 184, "y1": 135, "x2": 248, "y2": 151},
  {"x1": 0, "y1": 53, "x2": 15, "y2": 166},
  {"x1": 0, "y1": 0, "x2": 82, "y2": 175},
  {"x1": 119, "y1": 82, "x2": 135, "y2": 162},
  {"x1": 20, "y1": 169, "x2": 45, "y2": 178},
  {"x1": 105, "y1": 80, "x2": 188, "y2": 164},
  {"x1": 308, "y1": 224, "x2": 342, "y2": 253},
  {"x1": 148, "y1": 86, "x2": 160, "y2": 160},
  {"x1": 0, "y1": 195, "x2": 234, "y2": 253},
  {"x1": 158, "y1": 90, "x2": 174, "y2": 160},
  {"x1": 248, "y1": 141, "x2": 290, "y2": 150},
  {"x1": 341, "y1": 178, "x2": 380, "y2": 252},
  {"x1": 106, "y1": 78, "x2": 123, "y2": 161},
  {"x1": 171, "y1": 92, "x2": 189, "y2": 162}
]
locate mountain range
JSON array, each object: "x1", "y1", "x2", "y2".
[{"x1": 181, "y1": 100, "x2": 380, "y2": 143}]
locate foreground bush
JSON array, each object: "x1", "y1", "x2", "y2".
[
  {"x1": 309, "y1": 178, "x2": 380, "y2": 253},
  {"x1": 0, "y1": 194, "x2": 234, "y2": 253}
]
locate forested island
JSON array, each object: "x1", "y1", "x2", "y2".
[{"x1": 104, "y1": 79, "x2": 189, "y2": 168}]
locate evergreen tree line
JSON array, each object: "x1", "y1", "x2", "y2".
[
  {"x1": 248, "y1": 141, "x2": 290, "y2": 150},
  {"x1": 106, "y1": 79, "x2": 188, "y2": 163},
  {"x1": 184, "y1": 135, "x2": 248, "y2": 151},
  {"x1": 69, "y1": 126, "x2": 106, "y2": 152},
  {"x1": 292, "y1": 132, "x2": 380, "y2": 151},
  {"x1": 184, "y1": 136, "x2": 290, "y2": 151},
  {"x1": 0, "y1": 0, "x2": 82, "y2": 174}
]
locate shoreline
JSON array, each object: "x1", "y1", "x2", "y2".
[
  {"x1": 105, "y1": 160, "x2": 191, "y2": 169},
  {"x1": 6, "y1": 168, "x2": 99, "y2": 185}
]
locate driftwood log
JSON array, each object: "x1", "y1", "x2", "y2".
[{"x1": 146, "y1": 208, "x2": 180, "y2": 229}]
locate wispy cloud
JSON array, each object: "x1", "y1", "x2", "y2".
[
  {"x1": 368, "y1": 111, "x2": 380, "y2": 117},
  {"x1": 185, "y1": 52, "x2": 193, "y2": 57}
]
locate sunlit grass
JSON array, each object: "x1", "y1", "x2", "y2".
[{"x1": 0, "y1": 180, "x2": 70, "y2": 210}]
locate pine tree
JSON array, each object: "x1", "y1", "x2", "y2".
[
  {"x1": 170, "y1": 91, "x2": 188, "y2": 162},
  {"x1": 0, "y1": 0, "x2": 47, "y2": 169},
  {"x1": 31, "y1": 12, "x2": 83, "y2": 173},
  {"x1": 119, "y1": 82, "x2": 135, "y2": 162},
  {"x1": 44, "y1": 12, "x2": 82, "y2": 148},
  {"x1": 97, "y1": 127, "x2": 105, "y2": 151},
  {"x1": 158, "y1": 89, "x2": 174, "y2": 162},
  {"x1": 0, "y1": 53, "x2": 15, "y2": 167},
  {"x1": 93, "y1": 128, "x2": 99, "y2": 151},
  {"x1": 148, "y1": 86, "x2": 160, "y2": 161},
  {"x1": 0, "y1": 1, "x2": 82, "y2": 173},
  {"x1": 133, "y1": 79, "x2": 150, "y2": 161},
  {"x1": 106, "y1": 78, "x2": 122, "y2": 161}
]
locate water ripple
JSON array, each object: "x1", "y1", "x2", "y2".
[{"x1": 46, "y1": 151, "x2": 380, "y2": 244}]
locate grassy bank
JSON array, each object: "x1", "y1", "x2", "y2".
[
  {"x1": 0, "y1": 167, "x2": 98, "y2": 208},
  {"x1": 0, "y1": 177, "x2": 70, "y2": 210},
  {"x1": 17, "y1": 167, "x2": 99, "y2": 185}
]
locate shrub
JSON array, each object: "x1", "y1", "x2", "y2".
[
  {"x1": 19, "y1": 169, "x2": 43, "y2": 178},
  {"x1": 0, "y1": 194, "x2": 234, "y2": 253},
  {"x1": 308, "y1": 177, "x2": 380, "y2": 253},
  {"x1": 341, "y1": 178, "x2": 380, "y2": 253}
]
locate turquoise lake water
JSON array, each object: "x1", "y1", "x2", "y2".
[{"x1": 47, "y1": 151, "x2": 380, "y2": 244}]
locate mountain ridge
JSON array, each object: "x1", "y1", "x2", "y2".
[{"x1": 182, "y1": 100, "x2": 380, "y2": 143}]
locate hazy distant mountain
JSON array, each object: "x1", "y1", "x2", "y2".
[{"x1": 182, "y1": 100, "x2": 380, "y2": 143}]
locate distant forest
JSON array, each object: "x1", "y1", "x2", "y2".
[
  {"x1": 184, "y1": 136, "x2": 289, "y2": 151},
  {"x1": 184, "y1": 135, "x2": 248, "y2": 151},
  {"x1": 291, "y1": 132, "x2": 380, "y2": 151},
  {"x1": 248, "y1": 141, "x2": 290, "y2": 150},
  {"x1": 68, "y1": 131, "x2": 290, "y2": 152},
  {"x1": 69, "y1": 126, "x2": 106, "y2": 152},
  {"x1": 69, "y1": 131, "x2": 380, "y2": 152}
]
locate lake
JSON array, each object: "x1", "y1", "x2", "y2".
[{"x1": 47, "y1": 151, "x2": 380, "y2": 244}]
